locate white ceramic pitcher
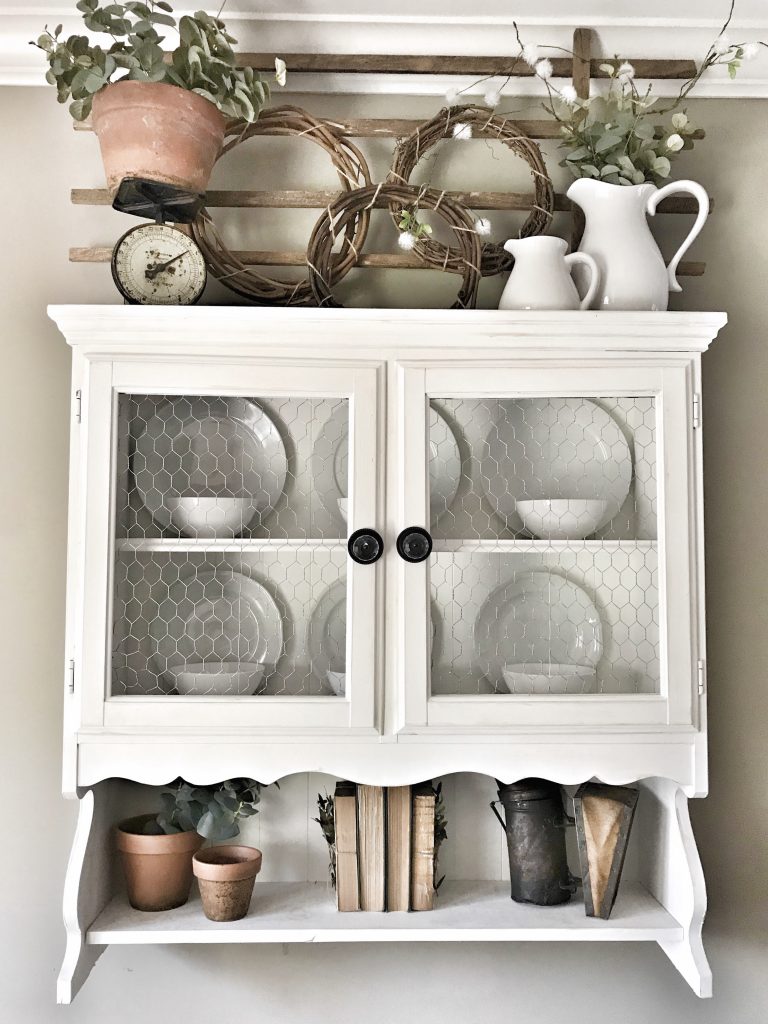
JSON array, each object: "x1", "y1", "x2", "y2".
[
  {"x1": 499, "y1": 236, "x2": 599, "y2": 311},
  {"x1": 566, "y1": 178, "x2": 709, "y2": 310}
]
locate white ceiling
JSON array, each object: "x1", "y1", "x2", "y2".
[{"x1": 3, "y1": 1, "x2": 768, "y2": 93}]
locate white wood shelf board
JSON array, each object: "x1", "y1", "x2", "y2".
[
  {"x1": 88, "y1": 880, "x2": 681, "y2": 945},
  {"x1": 115, "y1": 538, "x2": 346, "y2": 553},
  {"x1": 431, "y1": 539, "x2": 658, "y2": 553}
]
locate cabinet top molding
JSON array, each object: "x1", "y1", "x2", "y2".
[{"x1": 48, "y1": 307, "x2": 727, "y2": 353}]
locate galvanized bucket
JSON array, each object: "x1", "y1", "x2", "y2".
[{"x1": 491, "y1": 778, "x2": 575, "y2": 906}]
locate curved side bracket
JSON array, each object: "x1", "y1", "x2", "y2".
[
  {"x1": 57, "y1": 786, "x2": 110, "y2": 1004},
  {"x1": 637, "y1": 778, "x2": 712, "y2": 998}
]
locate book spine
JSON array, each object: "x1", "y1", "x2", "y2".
[
  {"x1": 386, "y1": 785, "x2": 411, "y2": 912},
  {"x1": 411, "y1": 791, "x2": 436, "y2": 912},
  {"x1": 334, "y1": 788, "x2": 360, "y2": 913},
  {"x1": 358, "y1": 785, "x2": 386, "y2": 912}
]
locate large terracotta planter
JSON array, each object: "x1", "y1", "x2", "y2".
[
  {"x1": 116, "y1": 814, "x2": 204, "y2": 912},
  {"x1": 91, "y1": 81, "x2": 226, "y2": 196},
  {"x1": 193, "y1": 845, "x2": 263, "y2": 922}
]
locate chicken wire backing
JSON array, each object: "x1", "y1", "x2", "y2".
[
  {"x1": 116, "y1": 394, "x2": 350, "y2": 540},
  {"x1": 428, "y1": 396, "x2": 660, "y2": 696},
  {"x1": 112, "y1": 393, "x2": 350, "y2": 697}
]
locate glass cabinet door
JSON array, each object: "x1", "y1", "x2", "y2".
[
  {"x1": 396, "y1": 362, "x2": 698, "y2": 730},
  {"x1": 79, "y1": 361, "x2": 380, "y2": 731}
]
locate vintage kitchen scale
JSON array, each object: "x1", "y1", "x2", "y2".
[{"x1": 109, "y1": 177, "x2": 207, "y2": 306}]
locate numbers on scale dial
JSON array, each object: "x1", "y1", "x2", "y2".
[{"x1": 111, "y1": 223, "x2": 207, "y2": 305}]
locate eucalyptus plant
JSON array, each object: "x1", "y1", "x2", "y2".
[
  {"x1": 32, "y1": 1, "x2": 285, "y2": 122},
  {"x1": 144, "y1": 777, "x2": 263, "y2": 841}
]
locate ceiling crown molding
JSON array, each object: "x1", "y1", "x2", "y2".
[{"x1": 4, "y1": 7, "x2": 768, "y2": 95}]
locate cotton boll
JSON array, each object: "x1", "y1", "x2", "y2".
[
  {"x1": 559, "y1": 84, "x2": 578, "y2": 103},
  {"x1": 713, "y1": 33, "x2": 732, "y2": 56},
  {"x1": 522, "y1": 44, "x2": 540, "y2": 67},
  {"x1": 474, "y1": 217, "x2": 492, "y2": 236},
  {"x1": 453, "y1": 123, "x2": 473, "y2": 140},
  {"x1": 743, "y1": 42, "x2": 761, "y2": 61},
  {"x1": 484, "y1": 88, "x2": 501, "y2": 108},
  {"x1": 535, "y1": 58, "x2": 553, "y2": 80},
  {"x1": 445, "y1": 87, "x2": 460, "y2": 105},
  {"x1": 617, "y1": 61, "x2": 635, "y2": 80},
  {"x1": 398, "y1": 231, "x2": 417, "y2": 251}
]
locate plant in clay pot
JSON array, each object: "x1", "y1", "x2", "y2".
[
  {"x1": 116, "y1": 777, "x2": 263, "y2": 912},
  {"x1": 193, "y1": 845, "x2": 263, "y2": 922},
  {"x1": 32, "y1": 2, "x2": 286, "y2": 197}
]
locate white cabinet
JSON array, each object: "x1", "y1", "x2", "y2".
[{"x1": 50, "y1": 306, "x2": 726, "y2": 1002}]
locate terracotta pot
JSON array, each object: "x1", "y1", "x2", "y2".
[
  {"x1": 91, "y1": 81, "x2": 226, "y2": 196},
  {"x1": 116, "y1": 814, "x2": 204, "y2": 912},
  {"x1": 193, "y1": 845, "x2": 263, "y2": 922}
]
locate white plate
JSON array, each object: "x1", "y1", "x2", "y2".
[
  {"x1": 313, "y1": 404, "x2": 461, "y2": 527},
  {"x1": 151, "y1": 569, "x2": 283, "y2": 687},
  {"x1": 134, "y1": 396, "x2": 287, "y2": 536},
  {"x1": 308, "y1": 583, "x2": 440, "y2": 694},
  {"x1": 168, "y1": 662, "x2": 266, "y2": 696},
  {"x1": 475, "y1": 571, "x2": 603, "y2": 692},
  {"x1": 428, "y1": 404, "x2": 462, "y2": 524},
  {"x1": 311, "y1": 404, "x2": 349, "y2": 526},
  {"x1": 307, "y1": 579, "x2": 347, "y2": 691},
  {"x1": 480, "y1": 398, "x2": 632, "y2": 534}
]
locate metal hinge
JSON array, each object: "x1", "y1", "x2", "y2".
[
  {"x1": 697, "y1": 659, "x2": 706, "y2": 696},
  {"x1": 692, "y1": 393, "x2": 701, "y2": 429},
  {"x1": 74, "y1": 389, "x2": 82, "y2": 424},
  {"x1": 68, "y1": 658, "x2": 75, "y2": 694}
]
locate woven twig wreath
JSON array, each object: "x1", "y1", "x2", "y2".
[
  {"x1": 191, "y1": 106, "x2": 373, "y2": 306},
  {"x1": 306, "y1": 183, "x2": 482, "y2": 309},
  {"x1": 388, "y1": 105, "x2": 555, "y2": 276}
]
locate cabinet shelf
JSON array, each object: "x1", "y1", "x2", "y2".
[
  {"x1": 88, "y1": 880, "x2": 681, "y2": 946},
  {"x1": 431, "y1": 539, "x2": 658, "y2": 554},
  {"x1": 115, "y1": 538, "x2": 346, "y2": 553}
]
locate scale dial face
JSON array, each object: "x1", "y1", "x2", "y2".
[{"x1": 111, "y1": 223, "x2": 207, "y2": 305}]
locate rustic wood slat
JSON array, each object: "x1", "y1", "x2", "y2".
[
  {"x1": 68, "y1": 246, "x2": 706, "y2": 276},
  {"x1": 72, "y1": 115, "x2": 707, "y2": 142},
  {"x1": 570, "y1": 28, "x2": 592, "y2": 251},
  {"x1": 69, "y1": 188, "x2": 713, "y2": 215},
  {"x1": 232, "y1": 53, "x2": 698, "y2": 79}
]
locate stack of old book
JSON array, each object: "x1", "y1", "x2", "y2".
[{"x1": 333, "y1": 781, "x2": 440, "y2": 912}]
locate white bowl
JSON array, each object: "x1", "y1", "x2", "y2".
[
  {"x1": 515, "y1": 498, "x2": 609, "y2": 540},
  {"x1": 502, "y1": 663, "x2": 596, "y2": 695},
  {"x1": 166, "y1": 496, "x2": 257, "y2": 539},
  {"x1": 337, "y1": 497, "x2": 348, "y2": 522},
  {"x1": 168, "y1": 662, "x2": 265, "y2": 696},
  {"x1": 326, "y1": 670, "x2": 346, "y2": 696}
]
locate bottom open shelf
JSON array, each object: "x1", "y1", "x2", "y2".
[{"x1": 88, "y1": 880, "x2": 682, "y2": 945}]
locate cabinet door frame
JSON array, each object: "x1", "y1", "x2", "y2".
[
  {"x1": 76, "y1": 355, "x2": 383, "y2": 733},
  {"x1": 394, "y1": 357, "x2": 700, "y2": 732}
]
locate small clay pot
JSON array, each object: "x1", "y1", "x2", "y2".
[
  {"x1": 116, "y1": 814, "x2": 204, "y2": 912},
  {"x1": 193, "y1": 845, "x2": 263, "y2": 922},
  {"x1": 91, "y1": 80, "x2": 226, "y2": 196}
]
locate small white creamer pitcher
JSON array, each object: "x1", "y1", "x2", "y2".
[{"x1": 499, "y1": 236, "x2": 599, "y2": 311}]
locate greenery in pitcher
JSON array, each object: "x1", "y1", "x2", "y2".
[
  {"x1": 529, "y1": 2, "x2": 764, "y2": 184},
  {"x1": 441, "y1": 1, "x2": 764, "y2": 187},
  {"x1": 144, "y1": 777, "x2": 264, "y2": 841},
  {"x1": 32, "y1": 1, "x2": 285, "y2": 122}
]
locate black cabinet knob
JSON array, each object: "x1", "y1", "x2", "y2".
[
  {"x1": 348, "y1": 529, "x2": 384, "y2": 565},
  {"x1": 396, "y1": 527, "x2": 433, "y2": 563}
]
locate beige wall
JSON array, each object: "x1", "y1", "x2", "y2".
[{"x1": 1, "y1": 86, "x2": 766, "y2": 1021}]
